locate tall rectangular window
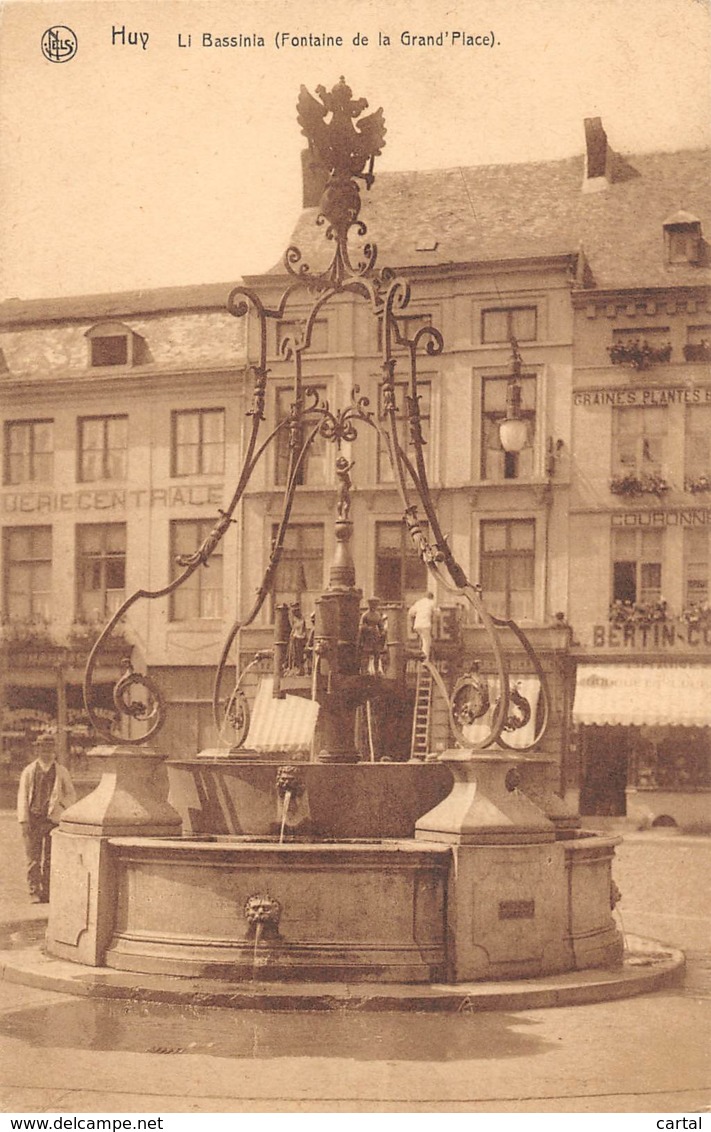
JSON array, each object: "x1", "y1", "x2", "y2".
[
  {"x1": 271, "y1": 523, "x2": 324, "y2": 616},
  {"x1": 481, "y1": 375, "x2": 536, "y2": 480},
  {"x1": 480, "y1": 519, "x2": 535, "y2": 620},
  {"x1": 274, "y1": 386, "x2": 328, "y2": 486},
  {"x1": 481, "y1": 307, "x2": 537, "y2": 344},
  {"x1": 76, "y1": 524, "x2": 126, "y2": 621},
  {"x1": 377, "y1": 380, "x2": 432, "y2": 483},
  {"x1": 685, "y1": 405, "x2": 711, "y2": 486},
  {"x1": 611, "y1": 529, "x2": 663, "y2": 606},
  {"x1": 684, "y1": 529, "x2": 709, "y2": 610},
  {"x1": 3, "y1": 526, "x2": 52, "y2": 622},
  {"x1": 4, "y1": 420, "x2": 53, "y2": 485},
  {"x1": 172, "y1": 409, "x2": 225, "y2": 477},
  {"x1": 612, "y1": 406, "x2": 667, "y2": 477},
  {"x1": 78, "y1": 416, "x2": 128, "y2": 482},
  {"x1": 170, "y1": 520, "x2": 223, "y2": 620},
  {"x1": 375, "y1": 521, "x2": 427, "y2": 606}
]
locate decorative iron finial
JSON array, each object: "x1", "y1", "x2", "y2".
[{"x1": 296, "y1": 77, "x2": 386, "y2": 234}]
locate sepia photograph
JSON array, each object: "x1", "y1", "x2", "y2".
[{"x1": 0, "y1": 0, "x2": 709, "y2": 1119}]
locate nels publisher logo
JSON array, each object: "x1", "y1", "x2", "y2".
[{"x1": 41, "y1": 25, "x2": 78, "y2": 63}]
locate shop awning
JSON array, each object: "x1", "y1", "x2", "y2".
[
  {"x1": 573, "y1": 664, "x2": 711, "y2": 727},
  {"x1": 246, "y1": 676, "x2": 320, "y2": 753}
]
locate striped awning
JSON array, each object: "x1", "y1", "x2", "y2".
[
  {"x1": 573, "y1": 664, "x2": 711, "y2": 727},
  {"x1": 246, "y1": 676, "x2": 320, "y2": 753}
]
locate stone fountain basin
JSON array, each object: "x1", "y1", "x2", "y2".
[
  {"x1": 167, "y1": 758, "x2": 454, "y2": 840},
  {"x1": 91, "y1": 836, "x2": 451, "y2": 984},
  {"x1": 47, "y1": 751, "x2": 623, "y2": 986},
  {"x1": 48, "y1": 825, "x2": 622, "y2": 985}
]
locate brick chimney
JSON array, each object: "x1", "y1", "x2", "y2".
[
  {"x1": 301, "y1": 148, "x2": 330, "y2": 209},
  {"x1": 583, "y1": 117, "x2": 613, "y2": 193}
]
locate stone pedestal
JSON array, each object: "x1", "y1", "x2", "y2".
[
  {"x1": 415, "y1": 750, "x2": 572, "y2": 980},
  {"x1": 415, "y1": 750, "x2": 555, "y2": 845},
  {"x1": 47, "y1": 831, "x2": 117, "y2": 965},
  {"x1": 59, "y1": 745, "x2": 182, "y2": 837},
  {"x1": 47, "y1": 745, "x2": 182, "y2": 967},
  {"x1": 512, "y1": 752, "x2": 581, "y2": 835}
]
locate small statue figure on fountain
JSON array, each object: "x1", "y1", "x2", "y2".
[
  {"x1": 303, "y1": 611, "x2": 316, "y2": 676},
  {"x1": 358, "y1": 597, "x2": 388, "y2": 674},
  {"x1": 286, "y1": 602, "x2": 308, "y2": 674},
  {"x1": 335, "y1": 455, "x2": 355, "y2": 520}
]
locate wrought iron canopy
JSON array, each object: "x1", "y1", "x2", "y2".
[{"x1": 84, "y1": 78, "x2": 550, "y2": 754}]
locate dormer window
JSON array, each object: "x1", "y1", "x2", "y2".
[
  {"x1": 85, "y1": 321, "x2": 140, "y2": 367},
  {"x1": 663, "y1": 211, "x2": 702, "y2": 266}
]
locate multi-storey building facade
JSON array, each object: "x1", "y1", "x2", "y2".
[
  {"x1": 0, "y1": 286, "x2": 247, "y2": 788},
  {"x1": 567, "y1": 139, "x2": 711, "y2": 825}
]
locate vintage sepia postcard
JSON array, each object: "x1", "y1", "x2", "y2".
[{"x1": 0, "y1": 0, "x2": 709, "y2": 1121}]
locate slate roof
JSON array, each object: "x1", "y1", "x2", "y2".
[
  {"x1": 0, "y1": 282, "x2": 239, "y2": 327},
  {"x1": 273, "y1": 149, "x2": 711, "y2": 291}
]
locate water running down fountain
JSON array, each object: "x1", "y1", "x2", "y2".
[{"x1": 45, "y1": 78, "x2": 624, "y2": 989}]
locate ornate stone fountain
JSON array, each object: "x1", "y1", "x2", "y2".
[{"x1": 46, "y1": 78, "x2": 623, "y2": 988}]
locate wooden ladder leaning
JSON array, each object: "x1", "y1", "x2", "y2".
[{"x1": 410, "y1": 661, "x2": 434, "y2": 760}]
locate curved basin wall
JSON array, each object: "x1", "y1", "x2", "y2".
[
  {"x1": 167, "y1": 760, "x2": 454, "y2": 840},
  {"x1": 102, "y1": 838, "x2": 451, "y2": 984},
  {"x1": 46, "y1": 827, "x2": 623, "y2": 984}
]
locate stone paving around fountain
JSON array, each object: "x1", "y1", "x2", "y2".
[
  {"x1": 1, "y1": 812, "x2": 709, "y2": 1112},
  {"x1": 0, "y1": 945, "x2": 708, "y2": 1113}
]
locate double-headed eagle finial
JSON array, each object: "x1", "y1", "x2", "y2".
[{"x1": 296, "y1": 77, "x2": 387, "y2": 233}]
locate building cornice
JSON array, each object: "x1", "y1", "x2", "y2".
[
  {"x1": 0, "y1": 363, "x2": 247, "y2": 400},
  {"x1": 572, "y1": 284, "x2": 711, "y2": 315},
  {"x1": 244, "y1": 253, "x2": 579, "y2": 291}
]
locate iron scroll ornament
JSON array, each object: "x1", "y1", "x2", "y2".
[
  {"x1": 112, "y1": 658, "x2": 164, "y2": 727},
  {"x1": 84, "y1": 78, "x2": 551, "y2": 754},
  {"x1": 451, "y1": 672, "x2": 491, "y2": 727}
]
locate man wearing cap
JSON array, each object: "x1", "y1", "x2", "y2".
[{"x1": 17, "y1": 735, "x2": 76, "y2": 903}]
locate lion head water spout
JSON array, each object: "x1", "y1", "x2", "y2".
[
  {"x1": 276, "y1": 765, "x2": 304, "y2": 843},
  {"x1": 244, "y1": 894, "x2": 282, "y2": 980}
]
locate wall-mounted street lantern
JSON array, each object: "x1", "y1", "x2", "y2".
[{"x1": 498, "y1": 337, "x2": 530, "y2": 454}]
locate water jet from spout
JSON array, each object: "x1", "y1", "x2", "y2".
[{"x1": 279, "y1": 789, "x2": 293, "y2": 844}]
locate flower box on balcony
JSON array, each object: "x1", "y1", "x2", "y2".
[
  {"x1": 683, "y1": 342, "x2": 711, "y2": 364},
  {"x1": 66, "y1": 620, "x2": 129, "y2": 658},
  {"x1": 608, "y1": 340, "x2": 672, "y2": 370},
  {"x1": 610, "y1": 473, "x2": 670, "y2": 498},
  {"x1": 680, "y1": 603, "x2": 711, "y2": 629},
  {"x1": 0, "y1": 620, "x2": 54, "y2": 650},
  {"x1": 609, "y1": 599, "x2": 668, "y2": 629},
  {"x1": 685, "y1": 475, "x2": 711, "y2": 494}
]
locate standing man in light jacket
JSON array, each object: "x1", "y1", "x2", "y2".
[
  {"x1": 17, "y1": 733, "x2": 76, "y2": 903},
  {"x1": 408, "y1": 591, "x2": 437, "y2": 661}
]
